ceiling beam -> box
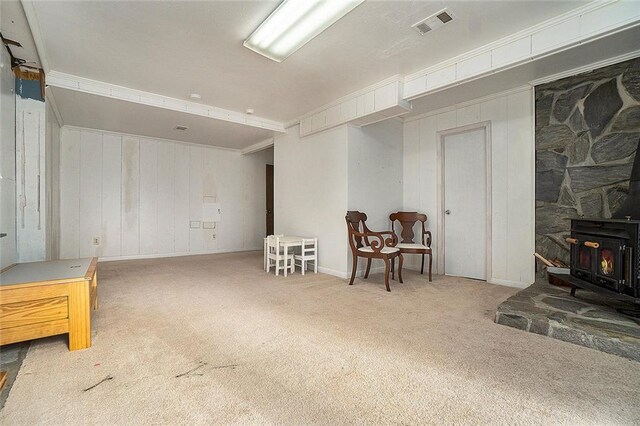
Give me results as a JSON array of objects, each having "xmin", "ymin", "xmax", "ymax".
[
  {"xmin": 20, "ymin": 0, "xmax": 49, "ymax": 72},
  {"xmin": 241, "ymin": 137, "xmax": 275, "ymax": 155},
  {"xmin": 402, "ymin": 0, "xmax": 640, "ymax": 101},
  {"xmin": 46, "ymin": 71, "xmax": 286, "ymax": 133}
]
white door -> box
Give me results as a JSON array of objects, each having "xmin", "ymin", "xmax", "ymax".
[{"xmin": 443, "ymin": 127, "xmax": 487, "ymax": 280}]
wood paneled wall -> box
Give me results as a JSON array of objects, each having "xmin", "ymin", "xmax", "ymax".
[
  {"xmin": 59, "ymin": 127, "xmax": 272, "ymax": 260},
  {"xmin": 403, "ymin": 87, "xmax": 535, "ymax": 287}
]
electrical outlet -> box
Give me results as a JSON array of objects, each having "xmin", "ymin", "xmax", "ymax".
[
  {"xmin": 212, "ymin": 233, "xmax": 216, "ymax": 239},
  {"xmin": 92, "ymin": 237, "xmax": 100, "ymax": 245}
]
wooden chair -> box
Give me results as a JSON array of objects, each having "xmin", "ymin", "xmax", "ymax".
[
  {"xmin": 345, "ymin": 211, "xmax": 403, "ymax": 292},
  {"xmin": 389, "ymin": 212, "xmax": 433, "ymax": 281},
  {"xmin": 266, "ymin": 235, "xmax": 294, "ymax": 276},
  {"xmin": 294, "ymin": 238, "xmax": 318, "ymax": 275}
]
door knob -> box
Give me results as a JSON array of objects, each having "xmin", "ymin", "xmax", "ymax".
[{"xmin": 445, "ymin": 210, "xmax": 451, "ymax": 215}]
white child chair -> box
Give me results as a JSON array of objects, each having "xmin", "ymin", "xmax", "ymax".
[
  {"xmin": 266, "ymin": 235, "xmax": 294, "ymax": 276},
  {"xmin": 294, "ymin": 238, "xmax": 318, "ymax": 275},
  {"xmin": 264, "ymin": 234, "xmax": 283, "ymax": 271}
]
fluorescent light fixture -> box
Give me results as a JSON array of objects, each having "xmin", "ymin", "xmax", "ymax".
[{"xmin": 244, "ymin": 0, "xmax": 365, "ymax": 62}]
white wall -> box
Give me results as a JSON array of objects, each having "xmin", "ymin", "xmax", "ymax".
[
  {"xmin": 403, "ymin": 87, "xmax": 535, "ymax": 287},
  {"xmin": 347, "ymin": 120, "xmax": 404, "ymax": 273},
  {"xmin": 15, "ymin": 95, "xmax": 47, "ymax": 263},
  {"xmin": 348, "ymin": 120, "xmax": 403, "ymax": 230},
  {"xmin": 59, "ymin": 126, "xmax": 272, "ymax": 260},
  {"xmin": 45, "ymin": 101, "xmax": 60, "ymax": 260},
  {"xmin": 274, "ymin": 124, "xmax": 349, "ymax": 276},
  {"xmin": 274, "ymin": 120, "xmax": 403, "ymax": 278},
  {"xmin": 0, "ymin": 45, "xmax": 16, "ymax": 269}
]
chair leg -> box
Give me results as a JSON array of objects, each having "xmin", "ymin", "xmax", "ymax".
[
  {"xmin": 391, "ymin": 257, "xmax": 395, "ymax": 280},
  {"xmin": 383, "ymin": 257, "xmax": 391, "ymax": 292},
  {"xmin": 429, "ymin": 254, "xmax": 433, "ymax": 282},
  {"xmin": 284, "ymin": 255, "xmax": 288, "ymax": 277},
  {"xmin": 398, "ymin": 254, "xmax": 404, "ymax": 284},
  {"xmin": 364, "ymin": 258, "xmax": 372, "ymax": 279},
  {"xmin": 301, "ymin": 259, "xmax": 305, "ymax": 276},
  {"xmin": 421, "ymin": 253, "xmax": 425, "ymax": 275},
  {"xmin": 349, "ymin": 255, "xmax": 358, "ymax": 285},
  {"xmin": 314, "ymin": 258, "xmax": 317, "ymax": 274}
]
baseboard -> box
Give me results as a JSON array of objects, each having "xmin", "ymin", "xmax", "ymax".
[
  {"xmin": 94, "ymin": 247, "xmax": 263, "ymax": 262},
  {"xmin": 317, "ymin": 266, "xmax": 348, "ymax": 279},
  {"xmin": 489, "ymin": 278, "xmax": 532, "ymax": 289},
  {"xmin": 318, "ymin": 266, "xmax": 391, "ymax": 280}
]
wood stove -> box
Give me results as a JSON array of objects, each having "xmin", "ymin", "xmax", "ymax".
[
  {"xmin": 568, "ymin": 139, "xmax": 640, "ymax": 300},
  {"xmin": 569, "ymin": 218, "xmax": 640, "ymax": 298}
]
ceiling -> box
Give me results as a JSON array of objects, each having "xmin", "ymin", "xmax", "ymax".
[
  {"xmin": 50, "ymin": 87, "xmax": 275, "ymax": 150},
  {"xmin": 31, "ymin": 0, "xmax": 588, "ymax": 123},
  {"xmin": 15, "ymin": 0, "xmax": 640, "ymax": 149}
]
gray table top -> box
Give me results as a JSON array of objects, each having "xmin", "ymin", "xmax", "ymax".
[{"xmin": 0, "ymin": 258, "xmax": 94, "ymax": 287}]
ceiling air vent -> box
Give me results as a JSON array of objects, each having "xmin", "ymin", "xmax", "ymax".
[
  {"xmin": 412, "ymin": 9, "xmax": 454, "ymax": 36},
  {"xmin": 414, "ymin": 22, "xmax": 432, "ymax": 35},
  {"xmin": 175, "ymin": 125, "xmax": 188, "ymax": 131}
]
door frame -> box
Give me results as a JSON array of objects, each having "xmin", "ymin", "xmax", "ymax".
[
  {"xmin": 436, "ymin": 121, "xmax": 492, "ymax": 281},
  {"xmin": 266, "ymin": 164, "xmax": 274, "ymax": 236}
]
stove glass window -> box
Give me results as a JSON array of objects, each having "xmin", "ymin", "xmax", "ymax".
[
  {"xmin": 578, "ymin": 246, "xmax": 591, "ymax": 269},
  {"xmin": 600, "ymin": 248, "xmax": 615, "ymax": 276}
]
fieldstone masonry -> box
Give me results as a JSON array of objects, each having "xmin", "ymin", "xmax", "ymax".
[
  {"xmin": 535, "ymin": 58, "xmax": 640, "ymax": 264},
  {"xmin": 496, "ymin": 278, "xmax": 640, "ymax": 362}
]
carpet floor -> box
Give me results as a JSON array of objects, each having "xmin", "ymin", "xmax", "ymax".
[{"xmin": 1, "ymin": 251, "xmax": 639, "ymax": 425}]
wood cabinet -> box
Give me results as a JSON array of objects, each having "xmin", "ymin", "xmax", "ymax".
[{"xmin": 0, "ymin": 257, "xmax": 98, "ymax": 351}]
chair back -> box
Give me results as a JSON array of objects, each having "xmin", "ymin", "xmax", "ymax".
[
  {"xmin": 266, "ymin": 235, "xmax": 281, "ymax": 254},
  {"xmin": 345, "ymin": 211, "xmax": 369, "ymax": 252},
  {"xmin": 389, "ymin": 212, "xmax": 427, "ymax": 244},
  {"xmin": 301, "ymin": 238, "xmax": 317, "ymax": 255}
]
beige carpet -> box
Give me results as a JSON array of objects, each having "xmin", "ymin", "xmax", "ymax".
[{"xmin": 2, "ymin": 251, "xmax": 639, "ymax": 425}]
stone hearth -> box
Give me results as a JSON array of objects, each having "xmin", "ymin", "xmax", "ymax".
[{"xmin": 495, "ymin": 277, "xmax": 640, "ymax": 362}]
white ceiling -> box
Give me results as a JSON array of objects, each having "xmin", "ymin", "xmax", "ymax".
[
  {"xmin": 14, "ymin": 0, "xmax": 640, "ymax": 149},
  {"xmin": 50, "ymin": 86, "xmax": 275, "ymax": 149},
  {"xmin": 32, "ymin": 0, "xmax": 588, "ymax": 123}
]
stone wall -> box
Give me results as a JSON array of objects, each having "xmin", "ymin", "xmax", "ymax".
[{"xmin": 535, "ymin": 57, "xmax": 640, "ymax": 264}]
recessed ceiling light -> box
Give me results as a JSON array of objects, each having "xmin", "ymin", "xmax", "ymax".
[
  {"xmin": 189, "ymin": 93, "xmax": 201, "ymax": 100},
  {"xmin": 175, "ymin": 125, "xmax": 188, "ymax": 131},
  {"xmin": 244, "ymin": 0, "xmax": 365, "ymax": 63}
]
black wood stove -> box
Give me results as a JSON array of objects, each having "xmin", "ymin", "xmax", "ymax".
[
  {"xmin": 569, "ymin": 218, "xmax": 640, "ymax": 298},
  {"xmin": 568, "ymin": 140, "xmax": 640, "ymax": 301},
  {"xmin": 567, "ymin": 141, "xmax": 640, "ymax": 304}
]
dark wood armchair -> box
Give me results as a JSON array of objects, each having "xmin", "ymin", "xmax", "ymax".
[
  {"xmin": 345, "ymin": 211, "xmax": 403, "ymax": 292},
  {"xmin": 389, "ymin": 212, "xmax": 433, "ymax": 281}
]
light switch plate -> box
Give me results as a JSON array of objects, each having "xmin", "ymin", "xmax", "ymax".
[
  {"xmin": 190, "ymin": 221, "xmax": 201, "ymax": 229},
  {"xmin": 203, "ymin": 221, "xmax": 216, "ymax": 229}
]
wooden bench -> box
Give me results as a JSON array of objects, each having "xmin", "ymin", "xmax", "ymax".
[{"xmin": 0, "ymin": 258, "xmax": 98, "ymax": 351}]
